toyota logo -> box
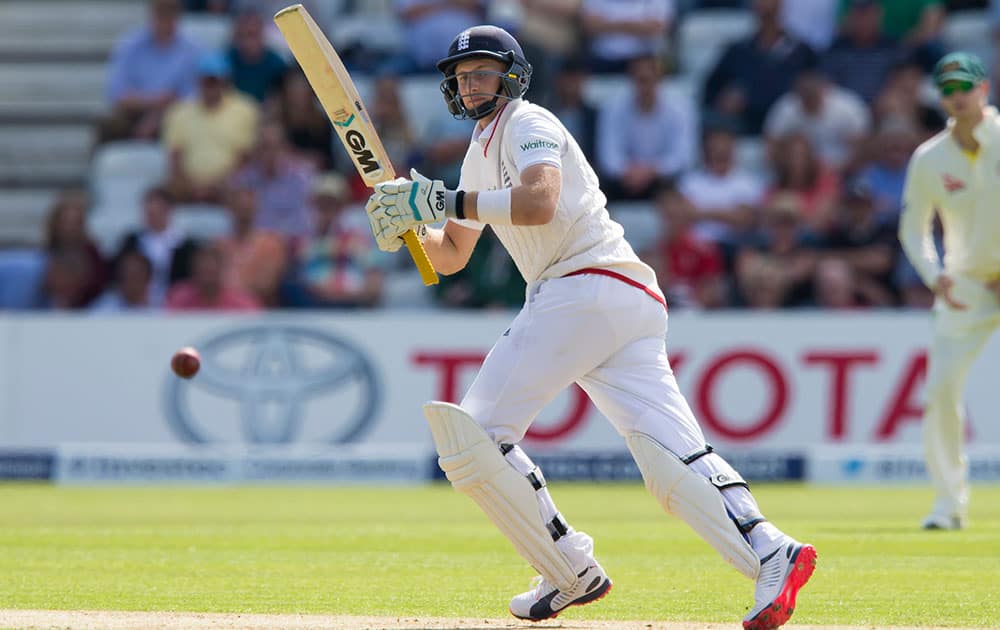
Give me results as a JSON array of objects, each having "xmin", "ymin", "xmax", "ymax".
[{"xmin": 164, "ymin": 324, "xmax": 380, "ymax": 444}]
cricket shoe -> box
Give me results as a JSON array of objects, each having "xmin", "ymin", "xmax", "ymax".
[
  {"xmin": 743, "ymin": 539, "xmax": 817, "ymax": 630},
  {"xmin": 509, "ymin": 563, "xmax": 612, "ymax": 621},
  {"xmin": 922, "ymin": 513, "xmax": 965, "ymax": 530}
]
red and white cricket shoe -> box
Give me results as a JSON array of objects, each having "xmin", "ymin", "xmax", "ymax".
[{"xmin": 743, "ymin": 539, "xmax": 817, "ymax": 630}]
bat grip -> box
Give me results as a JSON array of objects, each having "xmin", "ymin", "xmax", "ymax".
[{"xmin": 402, "ymin": 230, "xmax": 438, "ymax": 286}]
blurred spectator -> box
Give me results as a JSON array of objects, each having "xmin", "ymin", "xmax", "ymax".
[
  {"xmin": 733, "ymin": 255, "xmax": 790, "ymax": 309},
  {"xmin": 811, "ymin": 257, "xmax": 860, "ymax": 308},
  {"xmin": 216, "ymin": 184, "xmax": 288, "ymax": 307},
  {"xmin": 393, "ymin": 0, "xmax": 484, "ymax": 72},
  {"xmin": 99, "ymin": 0, "xmax": 202, "ymax": 143},
  {"xmin": 166, "ymin": 240, "xmax": 259, "ymax": 310},
  {"xmin": 764, "ymin": 132, "xmax": 841, "ymax": 235},
  {"xmin": 643, "ymin": 184, "xmax": 728, "ymax": 309},
  {"xmin": 837, "ymin": 0, "xmax": 945, "ymax": 69},
  {"xmin": 598, "ymin": 56, "xmax": 695, "ymax": 200},
  {"xmin": 764, "ymin": 67, "xmax": 870, "ymax": 171},
  {"xmin": 116, "ymin": 186, "xmax": 185, "ymax": 306},
  {"xmin": 818, "ymin": 181, "xmax": 898, "ymax": 306},
  {"xmin": 226, "ymin": 8, "xmax": 288, "ymax": 103},
  {"xmin": 679, "ymin": 121, "xmax": 764, "ymax": 247},
  {"xmin": 581, "ymin": 0, "xmax": 674, "ymax": 74},
  {"xmin": 855, "ymin": 117, "xmax": 919, "ymax": 224},
  {"xmin": 41, "ymin": 249, "xmax": 95, "ymax": 310},
  {"xmin": 873, "ymin": 57, "xmax": 946, "ymax": 138},
  {"xmin": 91, "ymin": 249, "xmax": 156, "ymax": 312},
  {"xmin": 282, "ymin": 173, "xmax": 385, "ymax": 308},
  {"xmin": 44, "ymin": 190, "xmax": 108, "ymax": 308},
  {"xmin": 434, "ymin": 229, "xmax": 525, "ymax": 308},
  {"xmin": 232, "ymin": 121, "xmax": 315, "ymax": 238},
  {"xmin": 550, "ymin": 58, "xmax": 599, "ymax": 164},
  {"xmin": 821, "ymin": 0, "xmax": 902, "ymax": 104},
  {"xmin": 782, "ymin": 0, "xmax": 839, "ymax": 51},
  {"xmin": 519, "ymin": 0, "xmax": 582, "ymax": 105},
  {"xmin": 370, "ymin": 74, "xmax": 418, "ymax": 173},
  {"xmin": 163, "ymin": 51, "xmax": 260, "ymax": 204},
  {"xmin": 703, "ymin": 0, "xmax": 818, "ymax": 135},
  {"xmin": 265, "ymin": 71, "xmax": 334, "ymax": 170},
  {"xmin": 734, "ymin": 195, "xmax": 821, "ymax": 308},
  {"xmin": 183, "ymin": 0, "xmax": 231, "ymax": 11}
]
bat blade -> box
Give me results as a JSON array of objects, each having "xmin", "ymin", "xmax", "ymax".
[{"xmin": 274, "ymin": 4, "xmax": 438, "ymax": 285}]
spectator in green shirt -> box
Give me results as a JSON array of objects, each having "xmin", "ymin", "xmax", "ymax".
[
  {"xmin": 226, "ymin": 8, "xmax": 287, "ymax": 102},
  {"xmin": 838, "ymin": 0, "xmax": 945, "ymax": 70}
]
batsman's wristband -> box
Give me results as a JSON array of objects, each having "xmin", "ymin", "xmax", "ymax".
[
  {"xmin": 476, "ymin": 188, "xmax": 513, "ymax": 225},
  {"xmin": 445, "ymin": 189, "xmax": 466, "ymax": 220}
]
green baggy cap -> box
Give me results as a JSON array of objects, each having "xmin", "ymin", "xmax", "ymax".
[{"xmin": 934, "ymin": 51, "xmax": 987, "ymax": 87}]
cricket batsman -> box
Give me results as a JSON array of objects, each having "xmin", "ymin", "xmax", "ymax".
[
  {"xmin": 900, "ymin": 51, "xmax": 1000, "ymax": 530},
  {"xmin": 366, "ymin": 26, "xmax": 816, "ymax": 628}
]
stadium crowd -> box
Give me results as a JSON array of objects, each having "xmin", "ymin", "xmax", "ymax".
[{"xmin": 9, "ymin": 0, "xmax": 1000, "ymax": 312}]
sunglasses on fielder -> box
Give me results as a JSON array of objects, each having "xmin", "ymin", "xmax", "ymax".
[{"xmin": 940, "ymin": 81, "xmax": 976, "ymax": 96}]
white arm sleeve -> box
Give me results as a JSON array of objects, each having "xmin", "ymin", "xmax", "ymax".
[
  {"xmin": 899, "ymin": 152, "xmax": 941, "ymax": 288},
  {"xmin": 508, "ymin": 110, "xmax": 564, "ymax": 172}
]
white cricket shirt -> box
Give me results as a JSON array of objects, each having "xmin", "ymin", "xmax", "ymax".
[
  {"xmin": 453, "ymin": 98, "xmax": 659, "ymax": 292},
  {"xmin": 900, "ymin": 106, "xmax": 1000, "ymax": 287}
]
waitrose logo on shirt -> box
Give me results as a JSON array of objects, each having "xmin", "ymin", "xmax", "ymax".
[{"xmin": 520, "ymin": 139, "xmax": 559, "ymax": 151}]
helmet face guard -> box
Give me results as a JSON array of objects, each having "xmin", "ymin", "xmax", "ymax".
[{"xmin": 436, "ymin": 27, "xmax": 533, "ymax": 120}]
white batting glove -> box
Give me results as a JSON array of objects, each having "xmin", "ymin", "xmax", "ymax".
[
  {"xmin": 369, "ymin": 168, "xmax": 456, "ymax": 230},
  {"xmin": 365, "ymin": 179, "xmax": 409, "ymax": 253}
]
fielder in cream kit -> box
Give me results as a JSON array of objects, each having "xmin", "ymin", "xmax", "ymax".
[
  {"xmin": 900, "ymin": 52, "xmax": 1000, "ymax": 531},
  {"xmin": 366, "ymin": 26, "xmax": 816, "ymax": 627}
]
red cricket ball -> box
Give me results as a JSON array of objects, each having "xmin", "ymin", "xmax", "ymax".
[{"xmin": 171, "ymin": 347, "xmax": 201, "ymax": 379}]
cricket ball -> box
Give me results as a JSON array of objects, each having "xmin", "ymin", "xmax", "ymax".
[{"xmin": 171, "ymin": 347, "xmax": 201, "ymax": 379}]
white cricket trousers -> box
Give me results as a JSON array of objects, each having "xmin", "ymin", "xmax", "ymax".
[
  {"xmin": 460, "ymin": 272, "xmax": 710, "ymax": 569},
  {"xmin": 924, "ymin": 273, "xmax": 1000, "ymax": 519}
]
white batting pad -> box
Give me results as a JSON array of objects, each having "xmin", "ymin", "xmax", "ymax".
[
  {"xmin": 626, "ymin": 432, "xmax": 760, "ymax": 580},
  {"xmin": 423, "ymin": 401, "xmax": 578, "ymax": 590}
]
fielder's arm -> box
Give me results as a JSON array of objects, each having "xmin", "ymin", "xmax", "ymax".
[{"xmin": 898, "ymin": 155, "xmax": 943, "ymax": 290}]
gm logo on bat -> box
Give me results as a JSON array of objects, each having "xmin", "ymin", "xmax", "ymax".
[
  {"xmin": 164, "ymin": 324, "xmax": 381, "ymax": 445},
  {"xmin": 334, "ymin": 114, "xmax": 384, "ymax": 179}
]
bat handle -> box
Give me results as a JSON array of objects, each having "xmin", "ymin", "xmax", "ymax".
[{"xmin": 402, "ymin": 229, "xmax": 439, "ymax": 286}]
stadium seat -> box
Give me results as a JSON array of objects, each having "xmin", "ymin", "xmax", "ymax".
[
  {"xmin": 0, "ymin": 1, "xmax": 145, "ymax": 56},
  {"xmin": 90, "ymin": 141, "xmax": 167, "ymax": 210},
  {"xmin": 942, "ymin": 11, "xmax": 993, "ymax": 68},
  {"xmin": 0, "ymin": 188, "xmax": 57, "ymax": 247},
  {"xmin": 0, "ymin": 123, "xmax": 94, "ymax": 188},
  {"xmin": 0, "ymin": 248, "xmax": 46, "ymax": 309},
  {"xmin": 677, "ymin": 9, "xmax": 755, "ymax": 85},
  {"xmin": 88, "ymin": 206, "xmax": 142, "ymax": 256},
  {"xmin": 608, "ymin": 201, "xmax": 661, "ymax": 255},
  {"xmin": 584, "ymin": 75, "xmax": 698, "ymax": 117},
  {"xmin": 171, "ymin": 204, "xmax": 231, "ymax": 240},
  {"xmin": 398, "ymin": 76, "xmax": 444, "ymax": 140},
  {"xmin": 180, "ymin": 14, "xmax": 232, "ymax": 51},
  {"xmin": 0, "ymin": 62, "xmax": 107, "ymax": 119},
  {"xmin": 583, "ymin": 74, "xmax": 630, "ymax": 107}
]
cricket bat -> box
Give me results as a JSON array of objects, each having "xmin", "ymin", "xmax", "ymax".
[{"xmin": 274, "ymin": 4, "xmax": 438, "ymax": 286}]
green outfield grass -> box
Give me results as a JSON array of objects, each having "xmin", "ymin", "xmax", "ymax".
[{"xmin": 0, "ymin": 483, "xmax": 997, "ymax": 626}]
